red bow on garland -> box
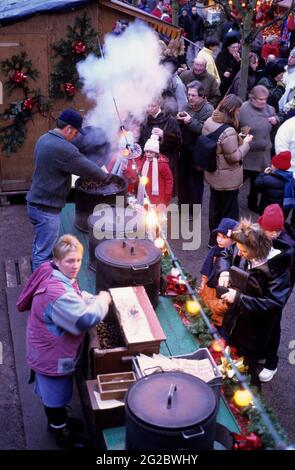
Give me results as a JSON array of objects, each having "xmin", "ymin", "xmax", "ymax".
[
  {"xmin": 165, "ymin": 274, "xmax": 188, "ymax": 296},
  {"xmin": 232, "ymin": 432, "xmax": 263, "ymax": 450}
]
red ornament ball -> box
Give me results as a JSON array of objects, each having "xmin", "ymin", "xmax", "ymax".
[
  {"xmin": 11, "ymin": 71, "xmax": 28, "ymax": 84},
  {"xmin": 64, "ymin": 82, "xmax": 75, "ymax": 96},
  {"xmin": 22, "ymin": 98, "xmax": 34, "ymax": 110},
  {"xmin": 73, "ymin": 41, "xmax": 86, "ymax": 55}
]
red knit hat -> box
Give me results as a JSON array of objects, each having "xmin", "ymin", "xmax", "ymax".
[
  {"xmin": 272, "ymin": 151, "xmax": 292, "ymax": 170},
  {"xmin": 257, "ymin": 204, "xmax": 284, "ymax": 231}
]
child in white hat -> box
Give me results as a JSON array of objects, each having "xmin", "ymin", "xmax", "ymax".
[{"xmin": 137, "ymin": 134, "xmax": 173, "ymax": 207}]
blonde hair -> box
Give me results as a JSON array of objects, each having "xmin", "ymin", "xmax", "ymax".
[
  {"xmin": 164, "ymin": 38, "xmax": 185, "ymax": 58},
  {"xmin": 53, "ymin": 234, "xmax": 83, "ymax": 260},
  {"xmin": 230, "ymin": 218, "xmax": 272, "ymax": 260}
]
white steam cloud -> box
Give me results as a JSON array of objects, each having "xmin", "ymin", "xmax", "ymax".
[{"xmin": 77, "ymin": 21, "xmax": 171, "ymax": 148}]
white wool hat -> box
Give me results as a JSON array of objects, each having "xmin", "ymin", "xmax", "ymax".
[{"xmin": 144, "ymin": 134, "xmax": 160, "ymax": 153}]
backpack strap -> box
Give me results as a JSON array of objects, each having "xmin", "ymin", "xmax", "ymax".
[{"xmin": 208, "ymin": 124, "xmax": 231, "ymax": 142}]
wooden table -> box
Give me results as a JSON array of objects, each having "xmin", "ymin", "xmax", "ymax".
[{"xmin": 60, "ymin": 204, "xmax": 240, "ymax": 449}]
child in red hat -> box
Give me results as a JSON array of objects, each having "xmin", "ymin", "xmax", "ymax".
[{"xmin": 255, "ymin": 150, "xmax": 295, "ymax": 218}]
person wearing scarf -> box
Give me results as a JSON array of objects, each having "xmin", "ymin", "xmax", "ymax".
[
  {"xmin": 137, "ymin": 134, "xmax": 173, "ymax": 207},
  {"xmin": 255, "ymin": 150, "xmax": 295, "ymax": 218}
]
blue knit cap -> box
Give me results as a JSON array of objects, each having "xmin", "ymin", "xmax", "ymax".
[
  {"xmin": 211, "ymin": 218, "xmax": 238, "ymax": 236},
  {"xmin": 58, "ymin": 109, "xmax": 85, "ymax": 133}
]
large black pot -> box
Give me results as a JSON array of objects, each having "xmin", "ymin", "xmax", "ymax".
[
  {"xmin": 88, "ymin": 206, "xmax": 145, "ymax": 271},
  {"xmin": 74, "ymin": 176, "xmax": 128, "ymax": 232},
  {"xmin": 95, "ymin": 238, "xmax": 161, "ymax": 308},
  {"xmin": 125, "ymin": 371, "xmax": 218, "ymax": 450}
]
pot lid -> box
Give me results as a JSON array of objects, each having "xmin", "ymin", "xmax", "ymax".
[
  {"xmin": 126, "ymin": 372, "xmax": 216, "ymax": 429},
  {"xmin": 95, "ymin": 239, "xmax": 161, "ymax": 268}
]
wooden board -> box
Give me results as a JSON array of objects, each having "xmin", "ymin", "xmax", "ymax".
[{"xmin": 5, "ymin": 255, "xmax": 32, "ymax": 288}]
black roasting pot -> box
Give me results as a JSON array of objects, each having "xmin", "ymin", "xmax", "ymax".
[
  {"xmin": 87, "ymin": 206, "xmax": 145, "ymax": 271},
  {"xmin": 95, "ymin": 238, "xmax": 161, "ymax": 308},
  {"xmin": 74, "ymin": 175, "xmax": 127, "ymax": 232},
  {"xmin": 125, "ymin": 371, "xmax": 218, "ymax": 451}
]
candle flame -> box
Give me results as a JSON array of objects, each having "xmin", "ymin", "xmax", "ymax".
[
  {"xmin": 146, "ymin": 210, "xmax": 158, "ymax": 227},
  {"xmin": 154, "ymin": 237, "xmax": 165, "ymax": 249}
]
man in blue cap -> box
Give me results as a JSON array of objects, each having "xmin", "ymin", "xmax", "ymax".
[{"xmin": 26, "ymin": 108, "xmax": 109, "ymax": 270}]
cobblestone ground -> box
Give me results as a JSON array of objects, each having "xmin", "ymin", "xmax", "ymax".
[{"xmin": 0, "ymin": 184, "xmax": 294, "ymax": 448}]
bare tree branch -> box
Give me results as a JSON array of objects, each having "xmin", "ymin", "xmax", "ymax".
[{"xmin": 232, "ymin": 0, "xmax": 247, "ymax": 18}]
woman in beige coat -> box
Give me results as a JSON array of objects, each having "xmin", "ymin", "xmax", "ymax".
[{"xmin": 202, "ymin": 94, "xmax": 253, "ymax": 245}]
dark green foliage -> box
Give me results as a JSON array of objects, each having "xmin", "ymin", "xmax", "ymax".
[
  {"xmin": 49, "ymin": 13, "xmax": 100, "ymax": 99},
  {"xmin": 1, "ymin": 51, "xmax": 39, "ymax": 96}
]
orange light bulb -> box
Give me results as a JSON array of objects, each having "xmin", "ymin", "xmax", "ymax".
[{"xmin": 211, "ymin": 339, "xmax": 226, "ymax": 352}]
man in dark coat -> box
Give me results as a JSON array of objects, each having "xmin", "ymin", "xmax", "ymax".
[
  {"xmin": 215, "ymin": 35, "xmax": 241, "ymax": 97},
  {"xmin": 176, "ymin": 81, "xmax": 213, "ymax": 217},
  {"xmin": 26, "ymin": 109, "xmax": 109, "ymax": 271},
  {"xmin": 186, "ymin": 6, "xmax": 204, "ymax": 67},
  {"xmin": 180, "ymin": 57, "xmax": 221, "ymax": 108}
]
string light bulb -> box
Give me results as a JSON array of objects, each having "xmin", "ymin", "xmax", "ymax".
[
  {"xmin": 154, "ymin": 237, "xmax": 165, "ymax": 249},
  {"xmin": 233, "ymin": 389, "xmax": 253, "ymax": 407},
  {"xmin": 140, "ymin": 175, "xmax": 148, "ymax": 186},
  {"xmin": 186, "ymin": 299, "xmax": 201, "ymax": 316},
  {"xmin": 211, "ymin": 338, "xmax": 226, "ymax": 352},
  {"xmin": 123, "ymin": 147, "xmax": 130, "ymax": 157}
]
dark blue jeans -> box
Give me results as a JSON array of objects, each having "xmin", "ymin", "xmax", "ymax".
[{"xmin": 27, "ymin": 203, "xmax": 61, "ymax": 271}]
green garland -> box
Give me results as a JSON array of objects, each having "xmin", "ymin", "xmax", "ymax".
[
  {"xmin": 49, "ymin": 13, "xmax": 100, "ymax": 99},
  {"xmin": 1, "ymin": 50, "xmax": 39, "ymax": 95},
  {"xmin": 0, "ymin": 52, "xmax": 50, "ymax": 155}
]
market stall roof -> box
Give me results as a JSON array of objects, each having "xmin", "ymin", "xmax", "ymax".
[
  {"xmin": 100, "ymin": 0, "xmax": 182, "ymax": 39},
  {"xmin": 0, "ymin": 0, "xmax": 182, "ymax": 38},
  {"xmin": 0, "ymin": 0, "xmax": 91, "ymax": 24}
]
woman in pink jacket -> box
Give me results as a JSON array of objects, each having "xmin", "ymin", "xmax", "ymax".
[{"xmin": 17, "ymin": 234, "xmax": 111, "ymax": 448}]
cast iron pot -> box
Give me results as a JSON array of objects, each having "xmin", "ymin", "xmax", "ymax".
[
  {"xmin": 95, "ymin": 238, "xmax": 161, "ymax": 308},
  {"xmin": 88, "ymin": 206, "xmax": 145, "ymax": 271},
  {"xmin": 74, "ymin": 176, "xmax": 128, "ymax": 232},
  {"xmin": 125, "ymin": 371, "xmax": 217, "ymax": 450}
]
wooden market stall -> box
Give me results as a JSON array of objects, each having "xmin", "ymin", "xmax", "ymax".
[{"xmin": 0, "ymin": 0, "xmax": 181, "ymax": 201}]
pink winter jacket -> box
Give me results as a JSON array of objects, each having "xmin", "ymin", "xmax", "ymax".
[{"xmin": 17, "ymin": 262, "xmax": 109, "ymax": 376}]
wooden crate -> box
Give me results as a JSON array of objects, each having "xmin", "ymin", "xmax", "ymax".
[
  {"xmin": 97, "ymin": 371, "xmax": 136, "ymax": 400},
  {"xmin": 86, "ymin": 379, "xmax": 126, "ymax": 430},
  {"xmin": 89, "ymin": 286, "xmax": 166, "ymax": 376}
]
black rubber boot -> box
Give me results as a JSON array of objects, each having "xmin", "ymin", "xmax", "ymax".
[
  {"xmin": 54, "ymin": 426, "xmax": 90, "ymax": 449},
  {"xmin": 45, "ymin": 406, "xmax": 84, "ymax": 433}
]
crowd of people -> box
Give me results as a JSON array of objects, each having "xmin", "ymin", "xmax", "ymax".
[{"xmin": 110, "ymin": 2, "xmax": 295, "ymax": 390}]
